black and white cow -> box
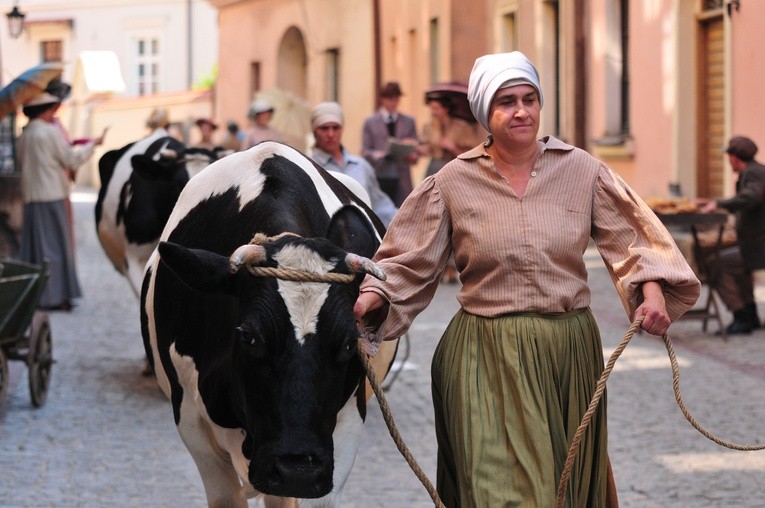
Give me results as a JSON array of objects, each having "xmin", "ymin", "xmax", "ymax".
[
  {"xmin": 140, "ymin": 141, "xmax": 399, "ymax": 507},
  {"xmin": 95, "ymin": 129, "xmax": 226, "ymax": 298}
]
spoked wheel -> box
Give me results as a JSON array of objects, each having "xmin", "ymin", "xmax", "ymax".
[
  {"xmin": 27, "ymin": 312, "xmax": 52, "ymax": 407},
  {"xmin": 0, "ymin": 346, "xmax": 8, "ymax": 405}
]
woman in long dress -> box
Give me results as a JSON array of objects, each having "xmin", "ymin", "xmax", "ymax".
[{"xmin": 17, "ymin": 92, "xmax": 103, "ymax": 310}]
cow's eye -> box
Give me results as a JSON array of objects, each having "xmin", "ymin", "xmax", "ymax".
[
  {"xmin": 337, "ymin": 335, "xmax": 357, "ymax": 363},
  {"xmin": 237, "ymin": 326, "xmax": 269, "ymax": 358},
  {"xmin": 236, "ymin": 326, "xmax": 254, "ymax": 344}
]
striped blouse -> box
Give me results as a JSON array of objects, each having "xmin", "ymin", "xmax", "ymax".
[{"xmin": 360, "ymin": 135, "xmax": 701, "ymax": 342}]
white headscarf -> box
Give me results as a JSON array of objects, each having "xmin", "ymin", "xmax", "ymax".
[
  {"xmin": 311, "ymin": 101, "xmax": 344, "ymax": 131},
  {"xmin": 467, "ymin": 51, "xmax": 543, "ymax": 132}
]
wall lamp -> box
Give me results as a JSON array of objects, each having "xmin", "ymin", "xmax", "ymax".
[
  {"xmin": 727, "ymin": 0, "xmax": 741, "ymax": 17},
  {"xmin": 6, "ymin": 1, "xmax": 25, "ymax": 39}
]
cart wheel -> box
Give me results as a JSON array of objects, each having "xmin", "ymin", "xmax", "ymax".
[
  {"xmin": 27, "ymin": 312, "xmax": 52, "ymax": 407},
  {"xmin": 0, "ymin": 347, "xmax": 8, "ymax": 405}
]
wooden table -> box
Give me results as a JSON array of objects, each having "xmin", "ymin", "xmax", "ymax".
[{"xmin": 655, "ymin": 211, "xmax": 729, "ymax": 339}]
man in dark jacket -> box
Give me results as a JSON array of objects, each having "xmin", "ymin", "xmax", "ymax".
[{"xmin": 702, "ymin": 136, "xmax": 765, "ymax": 334}]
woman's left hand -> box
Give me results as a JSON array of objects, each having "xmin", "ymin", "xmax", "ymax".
[{"xmin": 635, "ymin": 281, "xmax": 671, "ymax": 336}]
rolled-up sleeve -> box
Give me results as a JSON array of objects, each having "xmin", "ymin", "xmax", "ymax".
[
  {"xmin": 360, "ymin": 177, "xmax": 451, "ymax": 340},
  {"xmin": 592, "ymin": 166, "xmax": 700, "ymax": 321}
]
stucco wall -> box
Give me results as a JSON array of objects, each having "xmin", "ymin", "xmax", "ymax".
[
  {"xmin": 730, "ymin": 1, "xmax": 765, "ymax": 156},
  {"xmin": 214, "ymin": 0, "xmax": 375, "ymax": 155}
]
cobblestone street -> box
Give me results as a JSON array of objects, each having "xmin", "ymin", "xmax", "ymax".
[{"xmin": 1, "ymin": 189, "xmax": 764, "ymax": 507}]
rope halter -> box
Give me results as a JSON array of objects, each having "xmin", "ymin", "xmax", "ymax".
[{"xmin": 227, "ymin": 232, "xmax": 386, "ymax": 283}]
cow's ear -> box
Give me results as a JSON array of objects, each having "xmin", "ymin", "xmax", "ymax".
[
  {"xmin": 326, "ymin": 205, "xmax": 380, "ymax": 259},
  {"xmin": 158, "ymin": 241, "xmax": 236, "ymax": 294}
]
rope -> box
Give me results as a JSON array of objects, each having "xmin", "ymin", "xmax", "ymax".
[
  {"xmin": 245, "ymin": 266, "xmax": 355, "ymax": 283},
  {"xmin": 555, "ymin": 316, "xmax": 765, "ymax": 508},
  {"xmin": 357, "ymin": 341, "xmax": 446, "ymax": 508},
  {"xmin": 248, "ymin": 253, "xmax": 764, "ymax": 506}
]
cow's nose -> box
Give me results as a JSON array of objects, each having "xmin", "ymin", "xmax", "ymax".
[{"xmin": 274, "ymin": 452, "xmax": 324, "ymax": 483}]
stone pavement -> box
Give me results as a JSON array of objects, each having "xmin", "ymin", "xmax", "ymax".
[{"xmin": 0, "ymin": 189, "xmax": 763, "ymax": 507}]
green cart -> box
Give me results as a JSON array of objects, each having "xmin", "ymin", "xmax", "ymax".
[{"xmin": 0, "ymin": 258, "xmax": 53, "ymax": 407}]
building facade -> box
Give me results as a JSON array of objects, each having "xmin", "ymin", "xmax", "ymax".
[
  {"xmin": 212, "ymin": 0, "xmax": 765, "ymax": 200},
  {"xmin": 0, "ymin": 0, "xmax": 219, "ymax": 184}
]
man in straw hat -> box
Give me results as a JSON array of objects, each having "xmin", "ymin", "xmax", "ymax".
[{"xmin": 241, "ymin": 99, "xmax": 284, "ymax": 150}]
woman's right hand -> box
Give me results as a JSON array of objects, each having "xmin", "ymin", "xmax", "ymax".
[
  {"xmin": 354, "ymin": 291, "xmax": 389, "ymax": 356},
  {"xmin": 354, "ymin": 291, "xmax": 384, "ymax": 322}
]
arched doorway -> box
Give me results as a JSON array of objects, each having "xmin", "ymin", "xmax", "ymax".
[{"xmin": 277, "ymin": 27, "xmax": 308, "ymax": 99}]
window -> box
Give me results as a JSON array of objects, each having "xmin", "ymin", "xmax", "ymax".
[
  {"xmin": 429, "ymin": 18, "xmax": 439, "ymax": 83},
  {"xmin": 135, "ymin": 37, "xmax": 160, "ymax": 95},
  {"xmin": 250, "ymin": 61, "xmax": 261, "ymax": 102},
  {"xmin": 597, "ymin": 0, "xmax": 630, "ymax": 145},
  {"xmin": 40, "ymin": 40, "xmax": 63, "ymax": 63},
  {"xmin": 501, "ymin": 12, "xmax": 517, "ymax": 52},
  {"xmin": 325, "ymin": 49, "xmax": 340, "ymax": 101}
]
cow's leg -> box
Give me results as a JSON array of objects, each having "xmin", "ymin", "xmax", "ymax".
[
  {"xmin": 177, "ymin": 412, "xmax": 248, "ymax": 508},
  {"xmin": 126, "ymin": 245, "xmax": 154, "ymax": 298},
  {"xmin": 172, "ymin": 353, "xmax": 248, "ymax": 508}
]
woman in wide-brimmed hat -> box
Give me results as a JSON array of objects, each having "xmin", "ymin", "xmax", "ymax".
[{"xmin": 17, "ymin": 91, "xmax": 105, "ymax": 310}]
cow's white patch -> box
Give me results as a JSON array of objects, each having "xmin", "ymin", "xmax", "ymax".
[
  {"xmin": 273, "ymin": 244, "xmax": 335, "ymax": 345},
  {"xmin": 98, "ymin": 128, "xmax": 171, "ymax": 287},
  {"xmin": 144, "ymin": 263, "xmax": 171, "ymax": 396},
  {"xmin": 171, "ymin": 345, "xmax": 254, "ymax": 500},
  {"xmin": 160, "ymin": 142, "xmax": 382, "ymax": 243}
]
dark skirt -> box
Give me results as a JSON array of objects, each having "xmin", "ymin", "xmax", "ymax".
[
  {"xmin": 431, "ymin": 308, "xmax": 609, "ymax": 507},
  {"xmin": 20, "ymin": 200, "xmax": 81, "ymax": 307}
]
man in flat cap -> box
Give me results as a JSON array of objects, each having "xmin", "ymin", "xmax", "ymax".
[
  {"xmin": 361, "ymin": 81, "xmax": 419, "ymax": 206},
  {"xmin": 701, "ymin": 135, "xmax": 765, "ymax": 334}
]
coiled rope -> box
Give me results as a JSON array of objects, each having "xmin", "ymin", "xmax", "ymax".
[{"xmin": 554, "ymin": 316, "xmax": 765, "ymax": 508}]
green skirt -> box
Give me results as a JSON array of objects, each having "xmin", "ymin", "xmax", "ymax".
[{"xmin": 431, "ymin": 308, "xmax": 609, "ymax": 507}]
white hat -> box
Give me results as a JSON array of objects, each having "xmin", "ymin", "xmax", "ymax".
[
  {"xmin": 24, "ymin": 92, "xmax": 61, "ymax": 108},
  {"xmin": 311, "ymin": 102, "xmax": 344, "ymax": 130},
  {"xmin": 248, "ymin": 100, "xmax": 274, "ymax": 119},
  {"xmin": 468, "ymin": 51, "xmax": 543, "ymax": 132}
]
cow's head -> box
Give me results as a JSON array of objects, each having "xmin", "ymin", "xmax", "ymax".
[
  {"xmin": 118, "ymin": 137, "xmax": 192, "ymax": 244},
  {"xmin": 156, "ymin": 205, "xmax": 384, "ymax": 498}
]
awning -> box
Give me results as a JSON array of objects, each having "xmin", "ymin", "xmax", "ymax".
[{"xmin": 73, "ymin": 51, "xmax": 126, "ymax": 94}]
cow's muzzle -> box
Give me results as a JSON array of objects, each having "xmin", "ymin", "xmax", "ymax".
[{"xmin": 251, "ymin": 447, "xmax": 332, "ymax": 498}]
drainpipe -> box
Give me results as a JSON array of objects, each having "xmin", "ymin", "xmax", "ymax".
[
  {"xmin": 372, "ymin": 0, "xmax": 381, "ymax": 104},
  {"xmin": 187, "ymin": 0, "xmax": 193, "ymax": 89},
  {"xmin": 573, "ymin": 0, "xmax": 586, "ymax": 148}
]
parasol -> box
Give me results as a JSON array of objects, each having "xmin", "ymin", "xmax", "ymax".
[
  {"xmin": 424, "ymin": 81, "xmax": 476, "ymax": 124},
  {"xmin": 0, "ymin": 63, "xmax": 64, "ymax": 120},
  {"xmin": 255, "ymin": 88, "xmax": 312, "ymax": 151}
]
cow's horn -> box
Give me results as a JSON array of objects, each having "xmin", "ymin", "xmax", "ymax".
[
  {"xmin": 159, "ymin": 148, "xmax": 178, "ymax": 159},
  {"xmin": 230, "ymin": 244, "xmax": 268, "ymax": 273},
  {"xmin": 345, "ymin": 253, "xmax": 386, "ymax": 281}
]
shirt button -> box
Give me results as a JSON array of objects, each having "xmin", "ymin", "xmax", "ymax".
[{"xmin": 531, "ymin": 171, "xmax": 537, "ymax": 177}]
